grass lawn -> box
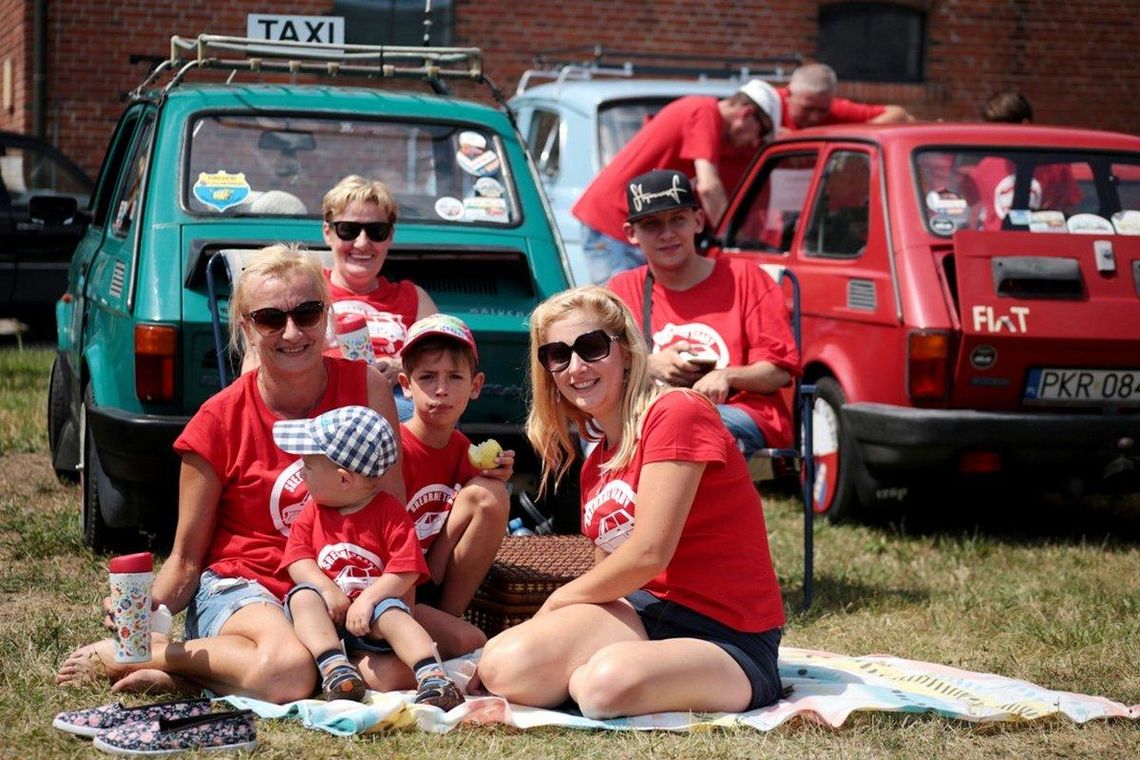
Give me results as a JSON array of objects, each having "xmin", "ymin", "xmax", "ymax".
[{"xmin": 1, "ymin": 346, "xmax": 1137, "ymax": 758}]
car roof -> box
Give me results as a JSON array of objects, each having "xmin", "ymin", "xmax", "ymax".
[
  {"xmin": 158, "ymin": 83, "xmax": 508, "ymax": 123},
  {"xmin": 510, "ymin": 77, "xmax": 744, "ymax": 109},
  {"xmin": 773, "ymin": 121, "xmax": 1140, "ymax": 153}
]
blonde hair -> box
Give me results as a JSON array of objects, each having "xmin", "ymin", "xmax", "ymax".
[
  {"xmin": 228, "ymin": 243, "xmax": 330, "ymax": 357},
  {"xmin": 322, "ymin": 175, "xmax": 399, "ymax": 223},
  {"xmin": 526, "ymin": 286, "xmax": 660, "ymax": 495}
]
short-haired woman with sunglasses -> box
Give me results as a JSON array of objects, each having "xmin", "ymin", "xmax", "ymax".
[
  {"xmin": 321, "ymin": 175, "xmax": 438, "ymax": 419},
  {"xmin": 476, "ymin": 286, "xmax": 786, "ymax": 718},
  {"xmin": 57, "ymin": 245, "xmax": 483, "ymax": 700}
]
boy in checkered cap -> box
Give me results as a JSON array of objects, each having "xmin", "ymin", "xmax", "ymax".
[{"xmin": 273, "ymin": 405, "xmax": 463, "ymax": 710}]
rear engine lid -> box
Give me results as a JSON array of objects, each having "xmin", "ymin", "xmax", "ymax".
[{"xmin": 948, "ymin": 230, "xmax": 1140, "ymax": 410}]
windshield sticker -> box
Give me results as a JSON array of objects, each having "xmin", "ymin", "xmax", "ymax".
[
  {"xmin": 434, "ymin": 196, "xmax": 465, "ymax": 221},
  {"xmin": 456, "ymin": 131, "xmax": 501, "ymax": 176},
  {"xmin": 474, "ymin": 176, "xmax": 505, "ymax": 198},
  {"xmin": 463, "ymin": 196, "xmax": 508, "ymax": 223},
  {"xmin": 1111, "ymin": 210, "xmax": 1140, "ymax": 235},
  {"xmin": 1066, "ymin": 213, "xmax": 1114, "ymax": 234},
  {"xmin": 1007, "ymin": 209, "xmax": 1031, "ymax": 226},
  {"xmin": 1028, "ymin": 210, "xmax": 1066, "ymax": 233},
  {"xmin": 925, "ymin": 188, "xmax": 968, "ymax": 216},
  {"xmin": 994, "ymin": 174, "xmax": 1042, "ymax": 219},
  {"xmin": 193, "ymin": 171, "xmax": 251, "ymax": 211},
  {"xmin": 929, "ymin": 214, "xmax": 959, "ymax": 236}
]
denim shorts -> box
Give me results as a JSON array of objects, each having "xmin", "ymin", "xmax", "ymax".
[
  {"xmin": 184, "ymin": 569, "xmax": 284, "ymax": 640},
  {"xmin": 284, "ymin": 584, "xmax": 411, "ymax": 655},
  {"xmin": 716, "ymin": 404, "xmax": 767, "ymax": 458},
  {"xmin": 625, "ymin": 589, "xmax": 782, "ymax": 711},
  {"xmin": 581, "ymin": 224, "xmax": 645, "ymax": 284}
]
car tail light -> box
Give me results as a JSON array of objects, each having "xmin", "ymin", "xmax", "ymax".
[
  {"xmin": 907, "ymin": 330, "xmax": 951, "ymax": 400},
  {"xmin": 135, "ymin": 324, "xmax": 177, "ymax": 402},
  {"xmin": 959, "ymin": 450, "xmax": 1002, "ymax": 474}
]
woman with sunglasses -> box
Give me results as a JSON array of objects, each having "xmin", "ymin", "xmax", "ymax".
[
  {"xmin": 321, "ymin": 175, "xmax": 438, "ymax": 419},
  {"xmin": 57, "ymin": 245, "xmax": 472, "ymax": 700},
  {"xmin": 476, "ymin": 286, "xmax": 785, "ymax": 718}
]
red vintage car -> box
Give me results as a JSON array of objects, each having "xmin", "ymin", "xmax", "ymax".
[{"xmin": 713, "ymin": 123, "xmax": 1140, "ymax": 519}]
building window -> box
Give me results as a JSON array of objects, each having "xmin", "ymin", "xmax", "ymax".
[
  {"xmin": 819, "ymin": 2, "xmax": 925, "ymax": 83},
  {"xmin": 333, "ymin": 0, "xmax": 453, "ymax": 46}
]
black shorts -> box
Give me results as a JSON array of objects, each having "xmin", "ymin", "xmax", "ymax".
[
  {"xmin": 625, "ymin": 589, "xmax": 783, "ymax": 711},
  {"xmin": 415, "ymin": 579, "xmax": 443, "ymax": 608}
]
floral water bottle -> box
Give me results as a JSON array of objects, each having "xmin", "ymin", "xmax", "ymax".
[
  {"xmin": 108, "ymin": 552, "xmax": 154, "ymax": 663},
  {"xmin": 335, "ymin": 313, "xmax": 376, "ymax": 364}
]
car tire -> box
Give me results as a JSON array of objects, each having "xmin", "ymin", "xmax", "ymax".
[
  {"xmin": 47, "ymin": 354, "xmax": 80, "ymax": 483},
  {"xmin": 809, "ymin": 377, "xmax": 861, "ymax": 522},
  {"xmin": 81, "ymin": 387, "xmax": 137, "ymax": 553}
]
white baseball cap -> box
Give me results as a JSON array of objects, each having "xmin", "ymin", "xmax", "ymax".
[{"xmin": 739, "ymin": 79, "xmax": 782, "ymax": 138}]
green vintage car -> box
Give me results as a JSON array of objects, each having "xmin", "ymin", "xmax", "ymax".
[{"xmin": 48, "ymin": 35, "xmax": 571, "ymax": 552}]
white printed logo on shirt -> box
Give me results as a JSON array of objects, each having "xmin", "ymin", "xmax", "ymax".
[
  {"xmin": 406, "ymin": 483, "xmax": 460, "ymax": 542},
  {"xmin": 652, "ymin": 322, "xmax": 729, "ymax": 369},
  {"xmin": 317, "ymin": 542, "xmax": 385, "ymax": 598},
  {"xmin": 583, "ymin": 480, "xmax": 637, "ymax": 553},
  {"xmin": 269, "ymin": 459, "xmax": 309, "ymax": 537}
]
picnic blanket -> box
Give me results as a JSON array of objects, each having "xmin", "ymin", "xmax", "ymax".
[{"xmin": 219, "ymin": 646, "xmax": 1139, "ymax": 735}]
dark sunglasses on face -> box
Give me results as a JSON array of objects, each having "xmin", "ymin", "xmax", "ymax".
[
  {"xmin": 537, "ymin": 329, "xmax": 619, "ymax": 373},
  {"xmin": 245, "ymin": 300, "xmax": 326, "ymax": 334},
  {"xmin": 330, "ymin": 220, "xmax": 393, "ymax": 243}
]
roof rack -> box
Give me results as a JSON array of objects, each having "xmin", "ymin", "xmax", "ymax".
[
  {"xmin": 131, "ymin": 34, "xmax": 485, "ymax": 98},
  {"xmin": 515, "ymin": 45, "xmax": 802, "ymax": 96}
]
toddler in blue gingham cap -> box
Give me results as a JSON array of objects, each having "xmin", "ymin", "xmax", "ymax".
[{"xmin": 272, "ymin": 405, "xmax": 397, "ymax": 478}]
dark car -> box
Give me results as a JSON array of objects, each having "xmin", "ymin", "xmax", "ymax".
[{"xmin": 0, "ymin": 131, "xmax": 93, "ymax": 329}]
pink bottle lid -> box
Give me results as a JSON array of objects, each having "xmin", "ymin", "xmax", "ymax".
[
  {"xmin": 108, "ymin": 552, "xmax": 153, "ymax": 573},
  {"xmin": 335, "ymin": 313, "xmax": 367, "ymax": 334}
]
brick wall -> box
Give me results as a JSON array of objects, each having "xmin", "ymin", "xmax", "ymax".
[
  {"xmin": 0, "ymin": 0, "xmax": 29, "ymax": 133},
  {"xmin": 5, "ymin": 0, "xmax": 1139, "ymax": 174}
]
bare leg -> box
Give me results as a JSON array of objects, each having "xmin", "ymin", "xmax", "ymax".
[
  {"xmin": 287, "ymin": 588, "xmax": 342, "ymax": 661},
  {"xmin": 353, "ymin": 651, "xmax": 414, "ymax": 693},
  {"xmin": 56, "ymin": 603, "xmax": 317, "ymax": 703},
  {"xmin": 568, "ymin": 638, "xmax": 754, "ymax": 718},
  {"xmin": 112, "ymin": 669, "xmax": 202, "ymax": 696},
  {"xmin": 414, "ymin": 603, "xmax": 485, "ymax": 658},
  {"xmin": 477, "ymin": 600, "xmax": 646, "ymax": 707},
  {"xmin": 372, "ymin": 609, "xmax": 435, "ymax": 668},
  {"xmin": 426, "ymin": 477, "xmax": 508, "ymax": 617}
]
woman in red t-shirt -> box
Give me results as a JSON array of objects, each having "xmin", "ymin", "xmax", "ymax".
[
  {"xmin": 55, "ymin": 245, "xmax": 445, "ymax": 701},
  {"xmin": 477, "ymin": 286, "xmax": 786, "ymax": 718}
]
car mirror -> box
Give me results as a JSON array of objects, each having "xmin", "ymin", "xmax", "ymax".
[
  {"xmin": 257, "ymin": 130, "xmax": 316, "ymax": 154},
  {"xmin": 28, "ymin": 194, "xmax": 79, "ymax": 225}
]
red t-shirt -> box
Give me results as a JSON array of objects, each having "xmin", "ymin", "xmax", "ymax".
[
  {"xmin": 571, "ymin": 96, "xmax": 755, "ymax": 241},
  {"xmin": 279, "ymin": 491, "xmax": 428, "ymax": 598},
  {"xmin": 608, "ymin": 257, "xmax": 800, "ymax": 448},
  {"xmin": 172, "ymin": 357, "xmax": 369, "ymax": 600},
  {"xmin": 580, "ymin": 391, "xmax": 785, "ymax": 632},
  {"xmin": 400, "ymin": 426, "xmax": 479, "ymax": 552},
  {"xmin": 777, "ymin": 87, "xmax": 887, "ymax": 131},
  {"xmin": 324, "ymin": 270, "xmax": 420, "ymax": 359}
]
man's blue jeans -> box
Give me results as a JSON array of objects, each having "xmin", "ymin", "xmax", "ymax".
[{"xmin": 581, "ymin": 224, "xmax": 645, "ymax": 284}]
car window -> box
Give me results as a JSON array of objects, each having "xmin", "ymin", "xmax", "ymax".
[
  {"xmin": 803, "ymin": 151, "xmax": 871, "ymax": 258},
  {"xmin": 111, "ymin": 119, "xmax": 155, "ymax": 237},
  {"xmin": 0, "ymin": 139, "xmax": 91, "ymax": 209},
  {"xmin": 596, "ymin": 98, "xmax": 674, "ymax": 167},
  {"xmin": 185, "ymin": 115, "xmax": 517, "ymax": 225},
  {"xmin": 914, "ymin": 149, "xmax": 1140, "ymax": 235},
  {"xmin": 525, "ymin": 109, "xmax": 560, "ymax": 180},
  {"xmin": 725, "ymin": 152, "xmax": 818, "ymax": 251}
]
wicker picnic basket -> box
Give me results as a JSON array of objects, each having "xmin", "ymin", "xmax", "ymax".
[{"xmin": 465, "ymin": 534, "xmax": 595, "ymax": 635}]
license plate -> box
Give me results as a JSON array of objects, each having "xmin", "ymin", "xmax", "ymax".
[{"xmin": 1024, "ymin": 368, "xmax": 1140, "ymax": 405}]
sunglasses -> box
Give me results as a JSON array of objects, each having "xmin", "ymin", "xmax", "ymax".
[
  {"xmin": 537, "ymin": 329, "xmax": 619, "ymax": 373},
  {"xmin": 329, "ymin": 220, "xmax": 393, "ymax": 243},
  {"xmin": 245, "ymin": 300, "xmax": 326, "ymax": 335}
]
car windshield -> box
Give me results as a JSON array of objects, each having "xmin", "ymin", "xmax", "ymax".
[
  {"xmin": 597, "ymin": 98, "xmax": 674, "ymax": 166},
  {"xmin": 914, "ymin": 148, "xmax": 1140, "ymax": 236},
  {"xmin": 185, "ymin": 115, "xmax": 516, "ymax": 225}
]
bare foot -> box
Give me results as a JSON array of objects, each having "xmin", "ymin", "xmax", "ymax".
[
  {"xmin": 55, "ymin": 639, "xmax": 122, "ymax": 686},
  {"xmin": 55, "ymin": 633, "xmax": 171, "ymax": 687},
  {"xmin": 112, "ymin": 669, "xmax": 201, "ymax": 696}
]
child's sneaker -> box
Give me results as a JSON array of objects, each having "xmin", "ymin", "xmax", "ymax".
[
  {"xmin": 319, "ymin": 658, "xmax": 367, "ymax": 702},
  {"xmin": 413, "ymin": 673, "xmax": 464, "ymax": 711}
]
